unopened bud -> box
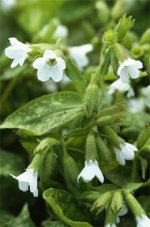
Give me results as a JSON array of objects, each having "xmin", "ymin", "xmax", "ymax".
[
  {"xmin": 63, "ymin": 150, "xmax": 79, "ymax": 188},
  {"xmin": 140, "ymin": 28, "xmax": 150, "ymax": 44},
  {"xmin": 91, "ymin": 191, "xmax": 112, "ymax": 212},
  {"xmin": 111, "ymin": 191, "xmax": 123, "ymax": 213},
  {"xmin": 103, "ymin": 30, "xmax": 117, "ymax": 45},
  {"xmin": 136, "ymin": 125, "xmax": 150, "ymax": 149},
  {"xmin": 84, "ymin": 75, "xmax": 101, "ymax": 118},
  {"xmin": 96, "ymin": 135, "xmax": 112, "ymax": 161},
  {"xmin": 86, "ymin": 131, "xmax": 97, "ymax": 161},
  {"xmin": 95, "ymin": 1, "xmax": 110, "ymax": 25},
  {"xmin": 115, "ymin": 14, "xmax": 135, "ymax": 41},
  {"xmin": 103, "ymin": 126, "xmax": 123, "ymax": 146}
]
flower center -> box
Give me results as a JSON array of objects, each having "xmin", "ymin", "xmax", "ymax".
[{"xmin": 46, "ymin": 58, "xmax": 57, "ymax": 66}]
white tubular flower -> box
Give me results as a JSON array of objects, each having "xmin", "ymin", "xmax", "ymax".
[
  {"xmin": 77, "ymin": 160, "xmax": 104, "ymax": 183},
  {"xmin": 5, "ymin": 37, "xmax": 31, "ymax": 68},
  {"xmin": 54, "ymin": 25, "xmax": 68, "ymax": 38},
  {"xmin": 128, "ymin": 98, "xmax": 145, "ymax": 113},
  {"xmin": 69, "ymin": 44, "xmax": 93, "ymax": 70},
  {"xmin": 116, "ymin": 205, "xmax": 128, "ymax": 223},
  {"xmin": 33, "ymin": 49, "xmax": 66, "ymax": 82},
  {"xmin": 117, "ymin": 58, "xmax": 143, "ymax": 82},
  {"xmin": 105, "ymin": 223, "xmax": 116, "ymax": 227},
  {"xmin": 136, "ymin": 215, "xmax": 150, "ymax": 227},
  {"xmin": 108, "ymin": 79, "xmax": 134, "ymax": 97},
  {"xmin": 114, "ymin": 142, "xmax": 138, "ymax": 165},
  {"xmin": 10, "ymin": 169, "xmax": 38, "ymax": 197}
]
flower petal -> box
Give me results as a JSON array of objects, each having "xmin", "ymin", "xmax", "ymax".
[
  {"xmin": 127, "ymin": 66, "xmax": 140, "ymax": 79},
  {"xmin": 134, "ymin": 60, "xmax": 143, "ymax": 69},
  {"xmin": 32, "ymin": 57, "xmax": 45, "ymax": 69},
  {"xmin": 57, "ymin": 57, "xmax": 66, "ymax": 70},
  {"xmin": 114, "ymin": 147, "xmax": 126, "ymax": 165},
  {"xmin": 119, "ymin": 68, "xmax": 129, "ymax": 81},
  {"xmin": 50, "ymin": 64, "xmax": 64, "ymax": 82},
  {"xmin": 43, "ymin": 50, "xmax": 57, "ymax": 60},
  {"xmin": 18, "ymin": 181, "xmax": 29, "ymax": 192},
  {"xmin": 37, "ymin": 65, "xmax": 51, "ymax": 81}
]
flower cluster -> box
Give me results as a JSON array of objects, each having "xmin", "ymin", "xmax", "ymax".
[
  {"xmin": 5, "ymin": 37, "xmax": 93, "ymax": 83},
  {"xmin": 108, "ymin": 58, "xmax": 143, "ymax": 97}
]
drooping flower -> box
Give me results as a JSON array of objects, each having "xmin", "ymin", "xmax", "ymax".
[
  {"xmin": 54, "ymin": 25, "xmax": 68, "ymax": 38},
  {"xmin": 77, "ymin": 160, "xmax": 104, "ymax": 183},
  {"xmin": 114, "ymin": 142, "xmax": 138, "ymax": 165},
  {"xmin": 117, "ymin": 58, "xmax": 143, "ymax": 82},
  {"xmin": 69, "ymin": 44, "xmax": 93, "ymax": 70},
  {"xmin": 136, "ymin": 215, "xmax": 150, "ymax": 227},
  {"xmin": 33, "ymin": 49, "xmax": 66, "ymax": 82},
  {"xmin": 5, "ymin": 37, "xmax": 31, "ymax": 68},
  {"xmin": 105, "ymin": 223, "xmax": 116, "ymax": 227},
  {"xmin": 116, "ymin": 205, "xmax": 128, "ymax": 223},
  {"xmin": 10, "ymin": 168, "xmax": 38, "ymax": 197},
  {"xmin": 108, "ymin": 79, "xmax": 134, "ymax": 98}
]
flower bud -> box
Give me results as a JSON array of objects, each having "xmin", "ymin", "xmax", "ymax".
[
  {"xmin": 81, "ymin": 191, "xmax": 100, "ymax": 202},
  {"xmin": 96, "ymin": 135, "xmax": 112, "ymax": 161},
  {"xmin": 96, "ymin": 114, "xmax": 122, "ymax": 127},
  {"xmin": 115, "ymin": 15, "xmax": 135, "ymax": 41},
  {"xmin": 112, "ymin": 43, "xmax": 127, "ymax": 62},
  {"xmin": 132, "ymin": 45, "xmax": 143, "ymax": 58},
  {"xmin": 140, "ymin": 28, "xmax": 150, "ymax": 44},
  {"xmin": 34, "ymin": 138, "xmax": 59, "ymax": 154},
  {"xmin": 103, "ymin": 30, "xmax": 117, "ymax": 45},
  {"xmin": 122, "ymin": 189, "xmax": 145, "ymax": 217},
  {"xmin": 83, "ymin": 75, "xmax": 101, "ymax": 118},
  {"xmin": 95, "ymin": 1, "xmax": 110, "ymax": 25},
  {"xmin": 86, "ymin": 131, "xmax": 97, "ymax": 161},
  {"xmin": 91, "ymin": 191, "xmax": 112, "ymax": 212},
  {"xmin": 136, "ymin": 125, "xmax": 150, "ymax": 149},
  {"xmin": 110, "ymin": 191, "xmax": 123, "ymax": 213},
  {"xmin": 40, "ymin": 150, "xmax": 58, "ymax": 187},
  {"xmin": 63, "ymin": 149, "xmax": 80, "ymax": 189},
  {"xmin": 111, "ymin": 0, "xmax": 125, "ymax": 20},
  {"xmin": 103, "ymin": 126, "xmax": 123, "ymax": 146}
]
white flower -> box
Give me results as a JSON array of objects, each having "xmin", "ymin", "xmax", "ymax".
[
  {"xmin": 108, "ymin": 79, "xmax": 134, "ymax": 98},
  {"xmin": 105, "ymin": 223, "xmax": 116, "ymax": 227},
  {"xmin": 69, "ymin": 44, "xmax": 93, "ymax": 70},
  {"xmin": 128, "ymin": 98, "xmax": 145, "ymax": 113},
  {"xmin": 77, "ymin": 160, "xmax": 104, "ymax": 183},
  {"xmin": 117, "ymin": 58, "xmax": 143, "ymax": 82},
  {"xmin": 10, "ymin": 168, "xmax": 38, "ymax": 197},
  {"xmin": 54, "ymin": 25, "xmax": 68, "ymax": 38},
  {"xmin": 136, "ymin": 215, "xmax": 150, "ymax": 227},
  {"xmin": 114, "ymin": 142, "xmax": 138, "ymax": 165},
  {"xmin": 33, "ymin": 49, "xmax": 66, "ymax": 82},
  {"xmin": 1, "ymin": 0, "xmax": 16, "ymax": 11},
  {"xmin": 116, "ymin": 205, "xmax": 128, "ymax": 223},
  {"xmin": 5, "ymin": 37, "xmax": 31, "ymax": 68}
]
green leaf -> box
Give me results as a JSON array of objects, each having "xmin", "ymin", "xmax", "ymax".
[
  {"xmin": 65, "ymin": 57, "xmax": 86, "ymax": 94},
  {"xmin": 3, "ymin": 204, "xmax": 35, "ymax": 227},
  {"xmin": 138, "ymin": 156, "xmax": 148, "ymax": 180},
  {"xmin": 43, "ymin": 188, "xmax": 92, "ymax": 227},
  {"xmin": 44, "ymin": 221, "xmax": 68, "ymax": 227},
  {"xmin": 125, "ymin": 183, "xmax": 143, "ymax": 191},
  {"xmin": 0, "ymin": 149, "xmax": 25, "ymax": 176},
  {"xmin": 103, "ymin": 164, "xmax": 133, "ymax": 187},
  {"xmin": 0, "ymin": 92, "xmax": 83, "ymax": 136}
]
